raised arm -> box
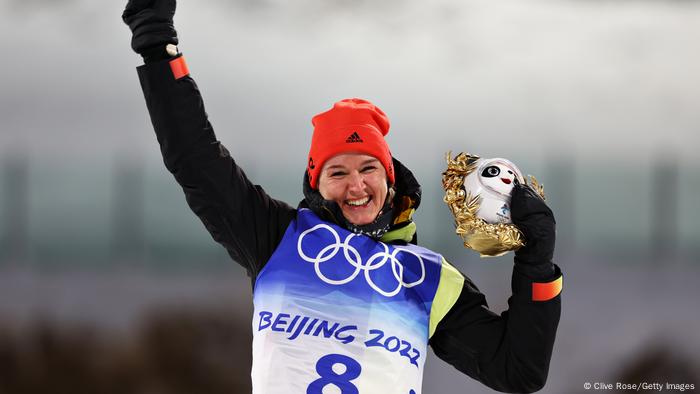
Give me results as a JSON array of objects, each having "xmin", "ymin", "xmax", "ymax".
[
  {"xmin": 430, "ymin": 183, "xmax": 562, "ymax": 393},
  {"xmin": 123, "ymin": 0, "xmax": 296, "ymax": 279}
]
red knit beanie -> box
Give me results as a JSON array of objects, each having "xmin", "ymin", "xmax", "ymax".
[{"xmin": 307, "ymin": 98, "xmax": 395, "ymax": 189}]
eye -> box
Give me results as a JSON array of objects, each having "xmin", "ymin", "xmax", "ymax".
[
  {"xmin": 360, "ymin": 166, "xmax": 376, "ymax": 173},
  {"xmin": 330, "ymin": 171, "xmax": 347, "ymax": 178},
  {"xmin": 481, "ymin": 166, "xmax": 500, "ymax": 177}
]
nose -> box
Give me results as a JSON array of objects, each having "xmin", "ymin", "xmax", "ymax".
[{"xmin": 346, "ymin": 171, "xmax": 365, "ymax": 194}]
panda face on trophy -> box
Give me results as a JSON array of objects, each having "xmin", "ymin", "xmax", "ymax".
[
  {"xmin": 480, "ymin": 163, "xmax": 518, "ymax": 195},
  {"xmin": 463, "ymin": 158, "xmax": 524, "ymax": 224}
]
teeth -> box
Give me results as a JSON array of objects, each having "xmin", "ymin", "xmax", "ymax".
[{"xmin": 347, "ymin": 197, "xmax": 370, "ymax": 206}]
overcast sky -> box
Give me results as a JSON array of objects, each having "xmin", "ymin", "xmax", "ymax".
[{"xmin": 1, "ymin": 0, "xmax": 699, "ymax": 169}]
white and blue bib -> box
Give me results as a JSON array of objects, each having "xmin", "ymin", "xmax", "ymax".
[{"xmin": 251, "ymin": 209, "xmax": 463, "ymax": 394}]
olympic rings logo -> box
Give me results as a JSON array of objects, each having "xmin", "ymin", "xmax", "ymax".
[{"xmin": 297, "ymin": 224, "xmax": 425, "ymax": 297}]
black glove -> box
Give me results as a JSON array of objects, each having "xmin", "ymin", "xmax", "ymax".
[
  {"xmin": 510, "ymin": 182, "xmax": 556, "ymax": 266},
  {"xmin": 122, "ymin": 0, "xmax": 178, "ymax": 55}
]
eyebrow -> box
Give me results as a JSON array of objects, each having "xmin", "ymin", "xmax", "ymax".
[{"xmin": 325, "ymin": 158, "xmax": 380, "ymax": 171}]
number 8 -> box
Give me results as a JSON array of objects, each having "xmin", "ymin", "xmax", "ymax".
[{"xmin": 307, "ymin": 354, "xmax": 362, "ymax": 394}]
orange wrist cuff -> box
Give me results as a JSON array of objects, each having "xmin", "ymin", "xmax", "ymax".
[
  {"xmin": 169, "ymin": 56, "xmax": 189, "ymax": 80},
  {"xmin": 532, "ymin": 276, "xmax": 562, "ymax": 302}
]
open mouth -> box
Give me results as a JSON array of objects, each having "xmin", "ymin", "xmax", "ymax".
[
  {"xmin": 501, "ymin": 178, "xmax": 512, "ymax": 185},
  {"xmin": 345, "ymin": 196, "xmax": 371, "ymax": 207}
]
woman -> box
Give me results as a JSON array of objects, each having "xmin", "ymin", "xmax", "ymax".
[{"xmin": 123, "ymin": 1, "xmax": 562, "ymax": 393}]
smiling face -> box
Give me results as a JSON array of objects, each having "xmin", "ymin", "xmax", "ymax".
[
  {"xmin": 479, "ymin": 161, "xmax": 518, "ymax": 195},
  {"xmin": 318, "ymin": 153, "xmax": 389, "ymax": 226}
]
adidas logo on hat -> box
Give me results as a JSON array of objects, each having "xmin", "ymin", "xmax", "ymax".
[{"xmin": 346, "ymin": 132, "xmax": 363, "ymax": 143}]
